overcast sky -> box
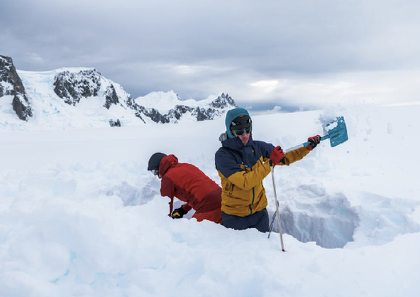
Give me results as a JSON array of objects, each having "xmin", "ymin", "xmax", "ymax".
[{"xmin": 1, "ymin": 0, "xmax": 420, "ymax": 110}]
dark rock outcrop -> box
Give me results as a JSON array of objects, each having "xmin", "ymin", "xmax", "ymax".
[
  {"xmin": 0, "ymin": 55, "xmax": 33, "ymax": 121},
  {"xmin": 53, "ymin": 69, "xmax": 101, "ymax": 105},
  {"xmin": 109, "ymin": 119, "xmax": 121, "ymax": 127},
  {"xmin": 104, "ymin": 84, "xmax": 119, "ymax": 109},
  {"xmin": 211, "ymin": 93, "xmax": 235, "ymax": 109}
]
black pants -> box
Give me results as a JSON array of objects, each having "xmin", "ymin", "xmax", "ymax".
[{"xmin": 222, "ymin": 208, "xmax": 269, "ymax": 232}]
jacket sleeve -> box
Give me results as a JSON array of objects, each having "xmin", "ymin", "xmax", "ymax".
[
  {"xmin": 182, "ymin": 204, "xmax": 193, "ymax": 212},
  {"xmin": 160, "ymin": 176, "xmax": 175, "ymax": 198},
  {"xmin": 227, "ymin": 159, "xmax": 271, "ymax": 190},
  {"xmin": 280, "ymin": 147, "xmax": 310, "ymax": 166},
  {"xmin": 258, "ymin": 140, "xmax": 310, "ymax": 166},
  {"xmin": 216, "ymin": 148, "xmax": 271, "ymax": 191},
  {"xmin": 160, "ymin": 176, "xmax": 176, "ymax": 216}
]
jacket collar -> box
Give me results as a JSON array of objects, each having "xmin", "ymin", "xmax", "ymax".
[{"xmin": 221, "ymin": 135, "xmax": 254, "ymax": 151}]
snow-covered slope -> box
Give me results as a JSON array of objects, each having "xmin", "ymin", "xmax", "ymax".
[
  {"xmin": 14, "ymin": 68, "xmax": 146, "ymax": 129},
  {"xmin": 0, "ymin": 104, "xmax": 419, "ymax": 297},
  {"xmin": 130, "ymin": 91, "xmax": 235, "ymax": 124},
  {"xmin": 0, "ymin": 56, "xmax": 237, "ymax": 130},
  {"xmin": 135, "ymin": 91, "xmax": 199, "ymax": 114},
  {"xmin": 135, "ymin": 91, "xmax": 232, "ymax": 115}
]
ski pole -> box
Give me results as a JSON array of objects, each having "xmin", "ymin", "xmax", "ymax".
[
  {"xmin": 269, "ymin": 165, "xmax": 285, "ymax": 252},
  {"xmin": 268, "ymin": 209, "xmax": 277, "ymax": 238}
]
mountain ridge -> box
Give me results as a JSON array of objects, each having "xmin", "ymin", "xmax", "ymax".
[{"xmin": 0, "ymin": 55, "xmax": 236, "ymax": 129}]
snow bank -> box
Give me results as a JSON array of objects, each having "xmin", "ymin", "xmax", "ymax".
[{"xmin": 1, "ymin": 104, "xmax": 419, "ymax": 297}]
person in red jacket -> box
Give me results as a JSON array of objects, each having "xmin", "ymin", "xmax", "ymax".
[{"xmin": 147, "ymin": 153, "xmax": 222, "ymax": 224}]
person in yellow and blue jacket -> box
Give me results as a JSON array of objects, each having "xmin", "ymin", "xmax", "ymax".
[{"xmin": 215, "ymin": 107, "xmax": 321, "ymax": 232}]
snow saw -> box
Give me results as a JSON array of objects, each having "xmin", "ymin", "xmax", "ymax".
[{"xmin": 268, "ymin": 116, "xmax": 349, "ymax": 251}]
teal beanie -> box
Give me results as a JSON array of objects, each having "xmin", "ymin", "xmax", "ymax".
[{"xmin": 225, "ymin": 107, "xmax": 250, "ymax": 138}]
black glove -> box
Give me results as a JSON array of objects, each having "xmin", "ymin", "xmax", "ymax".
[
  {"xmin": 307, "ymin": 135, "xmax": 321, "ymax": 151},
  {"xmin": 171, "ymin": 206, "xmax": 188, "ymax": 219}
]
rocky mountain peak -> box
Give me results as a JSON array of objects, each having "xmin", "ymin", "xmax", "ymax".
[
  {"xmin": 211, "ymin": 93, "xmax": 235, "ymax": 109},
  {"xmin": 127, "ymin": 92, "xmax": 237, "ymax": 124},
  {"xmin": 53, "ymin": 69, "xmax": 102, "ymax": 105},
  {"xmin": 1, "ymin": 55, "xmax": 238, "ymax": 128},
  {"xmin": 0, "ymin": 55, "xmax": 33, "ymax": 121}
]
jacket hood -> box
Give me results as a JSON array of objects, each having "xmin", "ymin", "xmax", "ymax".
[
  {"xmin": 225, "ymin": 108, "xmax": 250, "ymax": 139},
  {"xmin": 159, "ymin": 154, "xmax": 178, "ymax": 177},
  {"xmin": 219, "ymin": 132, "xmax": 228, "ymax": 142}
]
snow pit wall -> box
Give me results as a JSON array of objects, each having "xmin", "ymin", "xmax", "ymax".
[
  {"xmin": 110, "ymin": 178, "xmax": 420, "ymax": 249},
  {"xmin": 268, "ymin": 187, "xmax": 360, "ymax": 249},
  {"xmin": 267, "ymin": 185, "xmax": 420, "ymax": 249},
  {"xmin": 104, "ymin": 174, "xmax": 420, "ymax": 250}
]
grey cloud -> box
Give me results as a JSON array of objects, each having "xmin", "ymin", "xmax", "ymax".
[{"xmin": 1, "ymin": 0, "xmax": 420, "ymax": 108}]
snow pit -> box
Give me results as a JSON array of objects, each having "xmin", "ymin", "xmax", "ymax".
[
  {"xmin": 267, "ymin": 184, "xmax": 360, "ymax": 249},
  {"xmin": 115, "ymin": 177, "xmax": 419, "ymax": 250},
  {"xmin": 267, "ymin": 184, "xmax": 419, "ymax": 249}
]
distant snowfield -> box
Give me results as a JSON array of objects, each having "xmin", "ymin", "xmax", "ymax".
[
  {"xmin": 134, "ymin": 90, "xmax": 219, "ymax": 114},
  {"xmin": 1, "ymin": 104, "xmax": 420, "ymax": 297}
]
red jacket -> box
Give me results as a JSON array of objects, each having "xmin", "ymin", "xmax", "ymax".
[{"xmin": 159, "ymin": 155, "xmax": 221, "ymax": 216}]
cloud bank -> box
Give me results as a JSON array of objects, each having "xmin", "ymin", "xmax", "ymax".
[{"xmin": 1, "ymin": 0, "xmax": 420, "ymax": 110}]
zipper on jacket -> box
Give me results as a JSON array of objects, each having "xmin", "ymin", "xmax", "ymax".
[
  {"xmin": 249, "ymin": 164, "xmax": 255, "ymax": 215},
  {"xmin": 249, "ymin": 187, "xmax": 255, "ymax": 215}
]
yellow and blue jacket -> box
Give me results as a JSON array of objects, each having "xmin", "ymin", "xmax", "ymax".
[{"xmin": 215, "ymin": 136, "xmax": 309, "ymax": 217}]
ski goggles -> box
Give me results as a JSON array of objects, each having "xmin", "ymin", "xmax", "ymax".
[
  {"xmin": 233, "ymin": 128, "xmax": 251, "ymax": 136},
  {"xmin": 151, "ymin": 169, "xmax": 159, "ymax": 176}
]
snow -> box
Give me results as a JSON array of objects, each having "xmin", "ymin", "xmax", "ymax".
[
  {"xmin": 0, "ymin": 68, "xmax": 145, "ymax": 130},
  {"xmin": 0, "ymin": 104, "xmax": 420, "ymax": 297},
  {"xmin": 134, "ymin": 90, "xmax": 217, "ymax": 114},
  {"xmin": 0, "ymin": 69, "xmax": 231, "ymax": 130},
  {"xmin": 0, "ymin": 81, "xmax": 14, "ymax": 94}
]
